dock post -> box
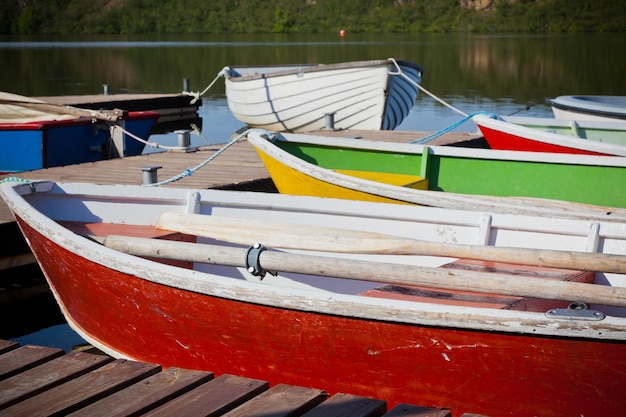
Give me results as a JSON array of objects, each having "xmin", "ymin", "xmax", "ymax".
[
  {"xmin": 176, "ymin": 130, "xmax": 191, "ymax": 149},
  {"xmin": 103, "ymin": 84, "xmax": 110, "ymax": 95},
  {"xmin": 183, "ymin": 78, "xmax": 190, "ymax": 92},
  {"xmin": 323, "ymin": 113, "xmax": 336, "ymax": 130},
  {"xmin": 140, "ymin": 166, "xmax": 162, "ymax": 185}
]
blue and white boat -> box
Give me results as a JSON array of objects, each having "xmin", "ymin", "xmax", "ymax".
[{"xmin": 224, "ymin": 59, "xmax": 423, "ymax": 132}]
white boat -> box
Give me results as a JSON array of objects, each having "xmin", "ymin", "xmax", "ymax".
[
  {"xmin": 548, "ymin": 95, "xmax": 626, "ymax": 122},
  {"xmin": 1, "ymin": 180, "xmax": 626, "ymax": 417},
  {"xmin": 224, "ymin": 58, "xmax": 423, "ymax": 132}
]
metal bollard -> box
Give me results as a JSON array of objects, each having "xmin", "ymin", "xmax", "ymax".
[
  {"xmin": 176, "ymin": 130, "xmax": 191, "ymax": 149},
  {"xmin": 140, "ymin": 166, "xmax": 162, "ymax": 185},
  {"xmin": 183, "ymin": 78, "xmax": 190, "ymax": 92},
  {"xmin": 103, "ymin": 84, "xmax": 110, "ymax": 95},
  {"xmin": 324, "ymin": 113, "xmax": 336, "ymax": 130}
]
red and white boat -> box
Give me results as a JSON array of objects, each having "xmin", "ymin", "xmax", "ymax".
[
  {"xmin": 0, "ymin": 92, "xmax": 159, "ymax": 174},
  {"xmin": 1, "ymin": 180, "xmax": 625, "ymax": 417},
  {"xmin": 473, "ymin": 113, "xmax": 626, "ymax": 156}
]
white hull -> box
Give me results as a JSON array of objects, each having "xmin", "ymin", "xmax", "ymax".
[
  {"xmin": 224, "ymin": 59, "xmax": 422, "ymax": 132},
  {"xmin": 549, "ymin": 95, "xmax": 626, "ymax": 122}
]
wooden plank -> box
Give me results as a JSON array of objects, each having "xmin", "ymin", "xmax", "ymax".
[
  {"xmin": 0, "ymin": 350, "xmax": 113, "ymax": 410},
  {"xmin": 66, "ymin": 367, "xmax": 214, "ymax": 417},
  {"xmin": 0, "ymin": 341, "xmax": 487, "ymax": 415},
  {"xmin": 383, "ymin": 404, "xmax": 452, "ymax": 417},
  {"xmin": 223, "ymin": 383, "xmax": 327, "ymax": 417},
  {"xmin": 301, "ymin": 392, "xmax": 387, "ymax": 417},
  {"xmin": 1, "ymin": 359, "xmax": 160, "ymax": 417},
  {"xmin": 142, "ymin": 373, "xmax": 268, "ymax": 417},
  {"xmin": 0, "ymin": 340, "xmax": 19, "ymax": 355},
  {"xmin": 0, "ymin": 345, "xmax": 64, "ymax": 380}
]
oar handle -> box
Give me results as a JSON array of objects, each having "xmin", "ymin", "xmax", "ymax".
[
  {"xmin": 0, "ymin": 99, "xmax": 126, "ymax": 122},
  {"xmin": 156, "ymin": 212, "xmax": 626, "ymax": 274}
]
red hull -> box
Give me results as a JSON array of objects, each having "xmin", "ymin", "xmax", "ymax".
[
  {"xmin": 19, "ymin": 218, "xmax": 625, "ymax": 417},
  {"xmin": 479, "ymin": 125, "xmax": 608, "ymax": 156}
]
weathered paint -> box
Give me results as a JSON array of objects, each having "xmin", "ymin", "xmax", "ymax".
[{"xmin": 17, "ymin": 217, "xmax": 626, "ymax": 417}]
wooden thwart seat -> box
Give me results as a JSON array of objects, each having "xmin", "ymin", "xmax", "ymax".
[{"xmin": 60, "ymin": 221, "xmax": 197, "ymax": 269}]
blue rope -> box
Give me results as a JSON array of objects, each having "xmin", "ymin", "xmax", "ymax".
[
  {"xmin": 409, "ymin": 111, "xmax": 497, "ymax": 144},
  {"xmin": 144, "ymin": 128, "xmax": 269, "ymax": 187}
]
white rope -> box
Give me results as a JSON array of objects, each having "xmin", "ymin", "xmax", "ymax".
[
  {"xmin": 190, "ymin": 123, "xmax": 212, "ymax": 145},
  {"xmin": 111, "ymin": 124, "xmax": 188, "ymax": 151},
  {"xmin": 388, "ymin": 57, "xmax": 468, "ymax": 117},
  {"xmin": 182, "ymin": 67, "xmax": 228, "ymax": 104}
]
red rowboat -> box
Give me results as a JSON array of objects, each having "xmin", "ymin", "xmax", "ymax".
[
  {"xmin": 473, "ymin": 113, "xmax": 626, "ymax": 156},
  {"xmin": 1, "ymin": 180, "xmax": 625, "ymax": 417}
]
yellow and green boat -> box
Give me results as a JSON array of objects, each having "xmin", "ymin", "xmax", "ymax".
[{"xmin": 247, "ymin": 131, "xmax": 626, "ymax": 221}]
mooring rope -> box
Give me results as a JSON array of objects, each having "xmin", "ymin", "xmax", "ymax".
[
  {"xmin": 183, "ymin": 67, "xmax": 228, "ymax": 104},
  {"xmin": 409, "ymin": 111, "xmax": 497, "ymax": 144},
  {"xmin": 143, "ymin": 128, "xmax": 268, "ymax": 187},
  {"xmin": 110, "ymin": 124, "xmax": 190, "ymax": 152},
  {"xmin": 388, "ymin": 57, "xmax": 469, "ymax": 118},
  {"xmin": 387, "ymin": 58, "xmax": 501, "ymax": 144}
]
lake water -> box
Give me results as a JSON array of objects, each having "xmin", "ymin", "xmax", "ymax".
[{"xmin": 1, "ymin": 32, "xmax": 625, "ymax": 349}]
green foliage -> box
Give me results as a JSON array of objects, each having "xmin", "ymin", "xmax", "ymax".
[{"xmin": 0, "ymin": 0, "xmax": 624, "ymax": 35}]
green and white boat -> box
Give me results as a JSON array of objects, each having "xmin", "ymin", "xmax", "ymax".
[{"xmin": 247, "ymin": 131, "xmax": 626, "ymax": 220}]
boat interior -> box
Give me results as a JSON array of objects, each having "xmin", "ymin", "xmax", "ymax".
[{"xmin": 61, "ymin": 220, "xmax": 599, "ymax": 314}]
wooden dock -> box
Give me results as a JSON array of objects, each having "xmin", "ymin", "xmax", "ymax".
[
  {"xmin": 0, "ymin": 130, "xmax": 482, "ymax": 224},
  {"xmin": 0, "ymin": 339, "xmax": 484, "ymax": 417}
]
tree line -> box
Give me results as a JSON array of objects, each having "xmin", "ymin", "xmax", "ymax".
[{"xmin": 1, "ymin": 0, "xmax": 624, "ymax": 35}]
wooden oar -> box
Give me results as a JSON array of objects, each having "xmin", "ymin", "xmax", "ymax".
[
  {"xmin": 0, "ymin": 98, "xmax": 125, "ymax": 122},
  {"xmin": 156, "ymin": 212, "xmax": 626, "ymax": 274},
  {"xmin": 102, "ymin": 234, "xmax": 626, "ymax": 308}
]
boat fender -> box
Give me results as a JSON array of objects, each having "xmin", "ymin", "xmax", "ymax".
[{"xmin": 246, "ymin": 243, "xmax": 271, "ymax": 279}]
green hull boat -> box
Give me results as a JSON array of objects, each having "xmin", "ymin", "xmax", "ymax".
[{"xmin": 248, "ymin": 131, "xmax": 626, "ymax": 219}]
